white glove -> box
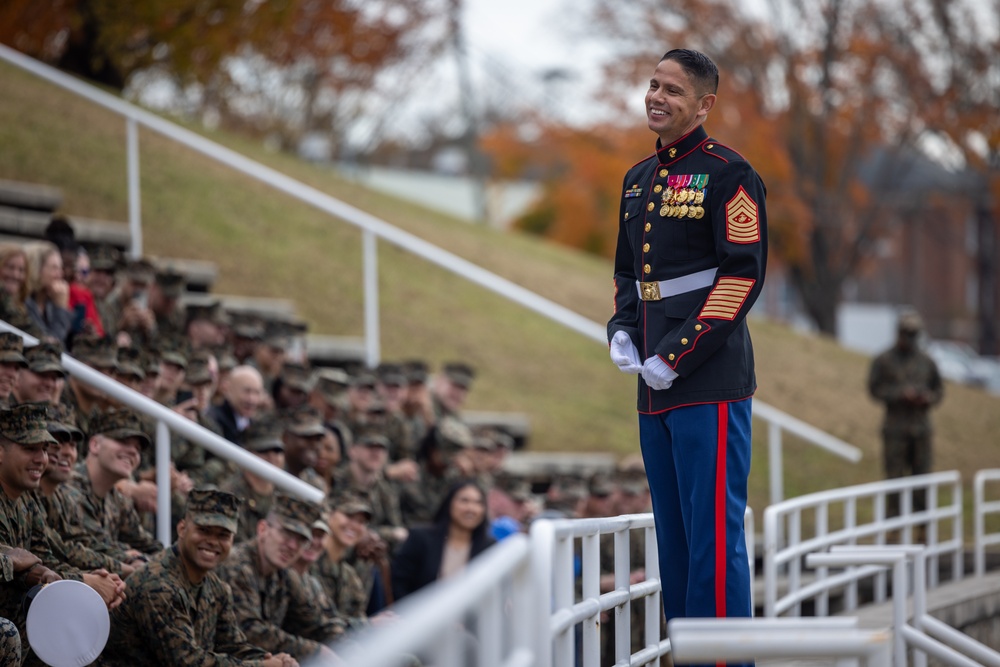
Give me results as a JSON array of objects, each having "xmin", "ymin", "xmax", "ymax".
[
  {"xmin": 641, "ymin": 355, "xmax": 679, "ymax": 390},
  {"xmin": 610, "ymin": 331, "xmax": 642, "ymax": 374}
]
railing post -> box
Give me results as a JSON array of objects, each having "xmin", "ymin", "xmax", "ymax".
[
  {"xmin": 768, "ymin": 420, "xmax": 783, "ymax": 506},
  {"xmin": 155, "ymin": 420, "xmax": 171, "ymax": 546},
  {"xmin": 529, "ymin": 519, "xmax": 555, "ymax": 667},
  {"xmin": 126, "ymin": 117, "xmax": 142, "ymax": 259},
  {"xmin": 363, "ymin": 228, "xmax": 380, "ymax": 368}
]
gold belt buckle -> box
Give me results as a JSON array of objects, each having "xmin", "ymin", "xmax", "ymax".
[{"xmin": 640, "ymin": 281, "xmax": 661, "ymax": 301}]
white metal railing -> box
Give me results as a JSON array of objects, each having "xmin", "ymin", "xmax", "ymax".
[
  {"xmin": 807, "ymin": 545, "xmax": 1000, "ymax": 667},
  {"xmin": 0, "ymin": 43, "xmax": 861, "ymax": 506},
  {"xmin": 668, "ymin": 617, "xmax": 893, "ymax": 666},
  {"xmin": 974, "ymin": 469, "xmax": 1000, "ymax": 577},
  {"xmin": 763, "ymin": 471, "xmax": 964, "ymax": 618},
  {"xmin": 324, "ymin": 534, "xmax": 539, "ymax": 667},
  {"xmin": 0, "ymin": 321, "xmax": 325, "ymax": 544},
  {"xmin": 318, "ymin": 489, "xmax": 1000, "ymax": 667}
]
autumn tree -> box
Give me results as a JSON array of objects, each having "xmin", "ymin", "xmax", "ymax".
[
  {"xmin": 0, "ymin": 0, "xmax": 448, "ymax": 157},
  {"xmin": 573, "ymin": 0, "xmax": 1000, "ymax": 335}
]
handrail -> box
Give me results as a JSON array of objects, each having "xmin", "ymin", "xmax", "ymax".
[
  {"xmin": 0, "ymin": 321, "xmax": 325, "ymax": 542},
  {"xmin": 974, "ymin": 469, "xmax": 1000, "ymax": 577},
  {"xmin": 0, "ymin": 43, "xmax": 861, "ymax": 505},
  {"xmin": 325, "ymin": 533, "xmax": 537, "ymax": 667},
  {"xmin": 763, "ymin": 471, "xmax": 963, "ymax": 618}
]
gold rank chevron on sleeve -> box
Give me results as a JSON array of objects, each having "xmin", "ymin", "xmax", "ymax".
[{"xmin": 725, "ymin": 186, "xmax": 760, "ymax": 244}]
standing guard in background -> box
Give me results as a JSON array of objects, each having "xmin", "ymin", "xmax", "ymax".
[{"xmin": 868, "ymin": 310, "xmax": 943, "ymax": 518}]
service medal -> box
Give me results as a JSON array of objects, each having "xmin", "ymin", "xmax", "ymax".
[
  {"xmin": 660, "ymin": 205, "xmax": 669, "ymax": 217},
  {"xmin": 679, "ymin": 204, "xmax": 689, "ymax": 217}
]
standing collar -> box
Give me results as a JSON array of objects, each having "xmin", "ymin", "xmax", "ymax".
[{"xmin": 655, "ymin": 126, "xmax": 710, "ymax": 166}]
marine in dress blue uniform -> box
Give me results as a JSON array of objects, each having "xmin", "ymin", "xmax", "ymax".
[{"xmin": 607, "ymin": 50, "xmax": 766, "ymax": 658}]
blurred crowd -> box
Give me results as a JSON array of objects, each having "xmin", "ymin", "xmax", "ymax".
[{"xmin": 0, "ymin": 215, "xmax": 650, "ymax": 666}]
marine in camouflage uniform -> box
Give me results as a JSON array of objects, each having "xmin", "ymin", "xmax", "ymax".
[
  {"xmin": 331, "ymin": 431, "xmax": 405, "ymax": 547},
  {"xmin": 0, "ymin": 405, "xmax": 84, "ymax": 634},
  {"xmin": 280, "ymin": 406, "xmax": 328, "ymax": 494},
  {"xmin": 218, "ymin": 419, "xmax": 286, "ymax": 544},
  {"xmin": 69, "ymin": 408, "xmax": 163, "ymax": 562},
  {"xmin": 104, "ymin": 489, "xmax": 276, "ymax": 666},
  {"xmin": 868, "ymin": 311, "xmax": 944, "ymax": 515},
  {"xmin": 398, "ymin": 417, "xmax": 471, "ymax": 526},
  {"xmin": 35, "ymin": 404, "xmax": 126, "ymax": 575},
  {"xmin": 311, "ymin": 493, "xmax": 374, "ymax": 630},
  {"xmin": 0, "ymin": 618, "xmax": 18, "ymax": 667},
  {"xmin": 218, "ymin": 494, "xmax": 344, "ymax": 661}
]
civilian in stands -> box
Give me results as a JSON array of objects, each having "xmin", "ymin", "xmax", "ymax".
[
  {"xmin": 0, "ymin": 333, "xmax": 27, "ymax": 408},
  {"xmin": 220, "ymin": 494, "xmax": 343, "ymax": 663},
  {"xmin": 22, "ymin": 241, "xmax": 72, "ymax": 345},
  {"xmin": 105, "ymin": 489, "xmax": 298, "ymax": 666},
  {"xmin": 0, "ymin": 244, "xmax": 41, "ymax": 337},
  {"xmin": 13, "ymin": 342, "xmax": 65, "ymax": 405},
  {"xmin": 44, "ymin": 214, "xmax": 104, "ymax": 337},
  {"xmin": 391, "ymin": 480, "xmax": 493, "ymax": 600},
  {"xmin": 209, "ymin": 365, "xmax": 265, "ymax": 445}
]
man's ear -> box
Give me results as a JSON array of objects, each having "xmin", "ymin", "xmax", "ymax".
[{"xmin": 698, "ymin": 93, "xmax": 717, "ymax": 119}]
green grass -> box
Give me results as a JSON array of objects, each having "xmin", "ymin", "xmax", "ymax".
[{"xmin": 2, "ymin": 58, "xmax": 1000, "ymax": 532}]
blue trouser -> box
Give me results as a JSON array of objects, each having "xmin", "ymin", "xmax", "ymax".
[{"xmin": 639, "ymin": 400, "xmax": 753, "ymax": 667}]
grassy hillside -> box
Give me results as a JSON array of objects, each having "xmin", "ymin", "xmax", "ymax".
[{"xmin": 2, "ymin": 58, "xmax": 999, "ymax": 524}]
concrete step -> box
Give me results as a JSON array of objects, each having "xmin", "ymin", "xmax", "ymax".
[
  {"xmin": 0, "ymin": 205, "xmax": 130, "ymax": 248},
  {"xmin": 150, "ymin": 256, "xmax": 218, "ymax": 293},
  {"xmin": 305, "ymin": 333, "xmax": 366, "ymax": 367},
  {"xmin": 0, "ymin": 178, "xmax": 62, "ymax": 212},
  {"xmin": 183, "ymin": 292, "xmax": 298, "ymax": 322}
]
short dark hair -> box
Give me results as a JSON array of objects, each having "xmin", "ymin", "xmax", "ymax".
[{"xmin": 661, "ymin": 49, "xmax": 719, "ymax": 95}]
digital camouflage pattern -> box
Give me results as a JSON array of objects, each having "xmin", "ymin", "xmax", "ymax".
[
  {"xmin": 219, "ymin": 539, "xmax": 345, "ymax": 660},
  {"xmin": 105, "ymin": 545, "xmax": 269, "ymax": 666}
]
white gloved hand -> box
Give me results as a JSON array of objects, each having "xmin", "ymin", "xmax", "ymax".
[
  {"xmin": 610, "ymin": 331, "xmax": 642, "ymax": 374},
  {"xmin": 641, "ymin": 355, "xmax": 679, "ymax": 390}
]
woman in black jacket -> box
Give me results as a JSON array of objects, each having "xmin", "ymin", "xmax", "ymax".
[{"xmin": 391, "ymin": 479, "xmax": 494, "ymax": 601}]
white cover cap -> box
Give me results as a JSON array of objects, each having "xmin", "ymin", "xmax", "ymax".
[{"xmin": 26, "ymin": 580, "xmax": 110, "ymax": 666}]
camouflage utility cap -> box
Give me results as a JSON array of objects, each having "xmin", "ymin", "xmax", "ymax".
[
  {"xmin": 283, "ymin": 406, "xmax": 325, "ymax": 438},
  {"xmin": 280, "ymin": 363, "xmax": 313, "ymax": 392},
  {"xmin": 184, "ymin": 352, "xmax": 212, "ymax": 386},
  {"xmin": 25, "ymin": 342, "xmax": 66, "ymax": 376},
  {"xmin": 328, "ymin": 491, "xmax": 373, "ymax": 519},
  {"xmin": 186, "ymin": 488, "xmax": 241, "ymax": 534},
  {"xmin": 0, "ymin": 332, "xmax": 27, "ymax": 367},
  {"xmin": 155, "ymin": 269, "xmax": 185, "ymax": 298},
  {"xmin": 243, "ymin": 419, "xmax": 285, "ymax": 453},
  {"xmin": 46, "ymin": 403, "xmax": 83, "ymax": 443},
  {"xmin": 0, "ymin": 403, "xmax": 56, "ymax": 445},
  {"xmin": 270, "ymin": 494, "xmax": 321, "ymax": 540},
  {"xmin": 436, "ymin": 416, "xmax": 473, "ymax": 452},
  {"xmin": 89, "ymin": 407, "xmax": 151, "ymax": 448},
  {"xmin": 442, "ymin": 362, "xmax": 476, "ymax": 388},
  {"xmin": 89, "ymin": 244, "xmax": 122, "ymax": 272},
  {"xmin": 72, "ymin": 335, "xmax": 118, "ymax": 370}
]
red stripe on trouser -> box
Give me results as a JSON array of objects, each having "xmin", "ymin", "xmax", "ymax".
[{"xmin": 715, "ymin": 403, "xmax": 728, "ymax": 620}]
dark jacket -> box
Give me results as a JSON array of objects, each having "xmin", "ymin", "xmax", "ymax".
[
  {"xmin": 207, "ymin": 400, "xmax": 243, "ymax": 445},
  {"xmin": 608, "ymin": 125, "xmax": 768, "ymax": 413},
  {"xmin": 390, "ymin": 523, "xmax": 493, "ymax": 601}
]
